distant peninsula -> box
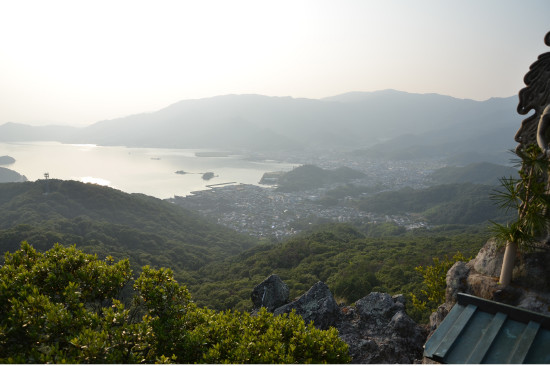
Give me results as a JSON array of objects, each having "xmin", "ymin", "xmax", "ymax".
[
  {"xmin": 0, "ymin": 156, "xmax": 16, "ymax": 165},
  {"xmin": 0, "ymin": 167, "xmax": 27, "ymax": 183}
]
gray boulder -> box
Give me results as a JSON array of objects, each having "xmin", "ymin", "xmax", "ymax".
[
  {"xmin": 251, "ymin": 274, "xmax": 289, "ymax": 311},
  {"xmin": 338, "ymin": 292, "xmax": 427, "ymax": 363},
  {"xmin": 445, "ymin": 261, "xmax": 471, "ymax": 304},
  {"xmin": 471, "ymin": 237, "xmax": 504, "ymax": 277},
  {"xmin": 355, "ymin": 292, "xmax": 404, "ymax": 324},
  {"xmin": 252, "ymin": 278, "xmax": 427, "ymax": 363},
  {"xmin": 274, "ymin": 281, "xmax": 339, "ymax": 330}
]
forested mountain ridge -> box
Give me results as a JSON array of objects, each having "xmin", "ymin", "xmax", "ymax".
[
  {"xmin": 0, "ymin": 167, "xmax": 27, "ymax": 183},
  {"xmin": 356, "ymin": 183, "xmax": 513, "ymax": 225},
  {"xmin": 191, "ymin": 223, "xmax": 489, "ymax": 321},
  {"xmin": 0, "ymin": 180, "xmax": 256, "ymax": 278},
  {"xmin": 428, "ymin": 162, "xmax": 518, "ymax": 185},
  {"xmin": 0, "ymin": 91, "xmax": 519, "ymax": 160},
  {"xmin": 0, "ymin": 179, "xmax": 502, "ymax": 322},
  {"xmin": 274, "ymin": 165, "xmax": 366, "ymax": 192}
]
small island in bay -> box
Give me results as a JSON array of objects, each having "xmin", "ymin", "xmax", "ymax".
[
  {"xmin": 175, "ymin": 170, "xmax": 217, "ymax": 180},
  {"xmin": 202, "ymin": 172, "xmax": 215, "ymax": 180},
  {"xmin": 0, "ymin": 156, "xmax": 16, "ymax": 165}
]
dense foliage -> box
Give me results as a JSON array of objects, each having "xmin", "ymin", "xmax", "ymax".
[
  {"xmin": 191, "ymin": 223, "xmax": 487, "ymax": 323},
  {"xmin": 0, "ymin": 243, "xmax": 350, "ymax": 363},
  {"xmin": 410, "ymin": 251, "xmax": 470, "ymax": 316},
  {"xmin": 429, "ymin": 162, "xmax": 518, "ymax": 185},
  {"xmin": 357, "ymin": 183, "xmax": 512, "ymax": 225},
  {"xmin": 0, "ymin": 180, "xmax": 255, "ymax": 283},
  {"xmin": 490, "ymin": 145, "xmax": 550, "ymax": 250},
  {"xmin": 0, "ymin": 180, "xmax": 494, "ymax": 324},
  {"xmin": 275, "ymin": 165, "xmax": 365, "ymax": 192}
]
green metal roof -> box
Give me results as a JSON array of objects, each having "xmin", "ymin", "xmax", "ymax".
[{"xmin": 424, "ymin": 293, "xmax": 550, "ymax": 364}]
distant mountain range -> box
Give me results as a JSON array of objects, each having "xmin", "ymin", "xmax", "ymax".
[{"xmin": 0, "ymin": 90, "xmax": 522, "ymax": 162}]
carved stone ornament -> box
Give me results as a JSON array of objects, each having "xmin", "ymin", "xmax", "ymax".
[{"xmin": 515, "ymin": 31, "xmax": 550, "ymax": 154}]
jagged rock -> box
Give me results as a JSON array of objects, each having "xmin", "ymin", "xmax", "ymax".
[
  {"xmin": 467, "ymin": 272, "xmax": 503, "ymax": 300},
  {"xmin": 429, "ymin": 304, "xmax": 450, "ymax": 332},
  {"xmin": 517, "ymin": 291, "xmax": 550, "ymax": 313},
  {"xmin": 471, "ymin": 237, "xmax": 504, "ymax": 277},
  {"xmin": 252, "ymin": 278, "xmax": 427, "ymax": 363},
  {"xmin": 273, "ymin": 281, "xmax": 338, "ymax": 330},
  {"xmin": 393, "ymin": 293, "xmax": 407, "ymax": 306},
  {"xmin": 338, "ymin": 292, "xmax": 427, "ymax": 363},
  {"xmin": 445, "ymin": 261, "xmax": 471, "ymax": 304},
  {"xmin": 513, "ymin": 246, "xmax": 550, "ymax": 292},
  {"xmin": 355, "ymin": 292, "xmax": 404, "ymax": 325},
  {"xmin": 251, "ymin": 274, "xmax": 289, "ymax": 311}
]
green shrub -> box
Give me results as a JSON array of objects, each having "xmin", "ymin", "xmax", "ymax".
[
  {"xmin": 0, "ymin": 242, "xmax": 350, "ymax": 363},
  {"xmin": 409, "ymin": 251, "xmax": 469, "ymax": 323}
]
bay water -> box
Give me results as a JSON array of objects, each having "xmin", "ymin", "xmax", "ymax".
[{"xmin": 0, "ymin": 141, "xmax": 295, "ymax": 199}]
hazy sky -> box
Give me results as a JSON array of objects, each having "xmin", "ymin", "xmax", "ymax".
[{"xmin": 1, "ymin": 0, "xmax": 549, "ymax": 126}]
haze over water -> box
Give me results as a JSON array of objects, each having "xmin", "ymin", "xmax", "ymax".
[{"xmin": 1, "ymin": 142, "xmax": 295, "ymax": 199}]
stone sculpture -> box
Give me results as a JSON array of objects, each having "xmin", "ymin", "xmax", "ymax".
[
  {"xmin": 500, "ymin": 31, "xmax": 550, "ymax": 286},
  {"xmin": 515, "ymin": 31, "xmax": 550, "ymax": 154}
]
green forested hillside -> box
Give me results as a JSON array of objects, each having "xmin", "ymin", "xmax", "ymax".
[
  {"xmin": 275, "ymin": 165, "xmax": 365, "ymax": 192},
  {"xmin": 0, "ymin": 180, "xmax": 256, "ymax": 282},
  {"xmin": 0, "ymin": 167, "xmax": 27, "ymax": 183},
  {"xmin": 0, "ymin": 243, "xmax": 349, "ymax": 363},
  {"xmin": 429, "ymin": 162, "xmax": 518, "ymax": 185},
  {"xmin": 357, "ymin": 183, "xmax": 513, "ymax": 225},
  {"xmin": 0, "ymin": 180, "xmax": 494, "ymax": 324},
  {"xmin": 190, "ymin": 223, "xmax": 488, "ymax": 322}
]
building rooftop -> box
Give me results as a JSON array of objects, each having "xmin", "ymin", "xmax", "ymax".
[{"xmin": 424, "ymin": 293, "xmax": 550, "ymax": 364}]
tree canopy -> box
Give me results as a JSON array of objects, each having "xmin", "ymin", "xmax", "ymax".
[{"xmin": 0, "ymin": 242, "xmax": 350, "ymax": 363}]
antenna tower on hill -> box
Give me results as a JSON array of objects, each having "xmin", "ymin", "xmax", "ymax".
[{"xmin": 44, "ymin": 172, "xmax": 50, "ymax": 195}]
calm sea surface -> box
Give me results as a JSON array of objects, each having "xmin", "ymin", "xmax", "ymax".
[{"xmin": 0, "ymin": 142, "xmax": 295, "ymax": 199}]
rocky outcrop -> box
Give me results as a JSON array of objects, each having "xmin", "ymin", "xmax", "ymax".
[
  {"xmin": 338, "ymin": 292, "xmax": 427, "ymax": 364},
  {"xmin": 430, "ymin": 238, "xmax": 550, "ymax": 332},
  {"xmin": 274, "ymin": 281, "xmax": 339, "ymax": 330},
  {"xmin": 252, "ymin": 275, "xmax": 427, "ymax": 363},
  {"xmin": 251, "ymin": 274, "xmax": 289, "ymax": 312}
]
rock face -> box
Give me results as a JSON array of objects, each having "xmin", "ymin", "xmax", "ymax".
[
  {"xmin": 253, "ymin": 276, "xmax": 427, "ymax": 363},
  {"xmin": 251, "ymin": 274, "xmax": 289, "ymax": 312},
  {"xmin": 338, "ymin": 292, "xmax": 427, "ymax": 364},
  {"xmin": 274, "ymin": 281, "xmax": 339, "ymax": 330},
  {"xmin": 430, "ymin": 238, "xmax": 550, "ymax": 332}
]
